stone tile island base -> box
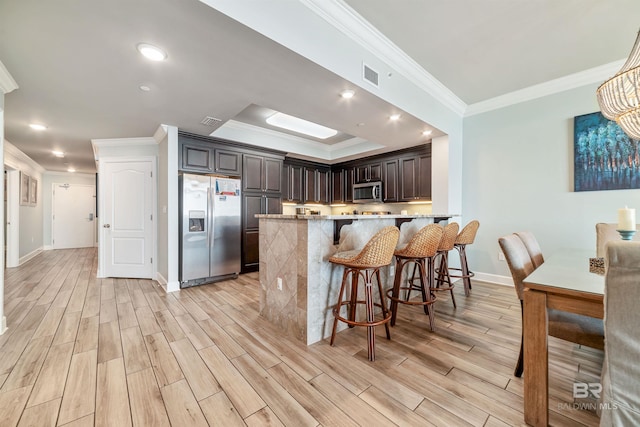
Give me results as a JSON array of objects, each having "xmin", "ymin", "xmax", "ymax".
[{"xmin": 257, "ymin": 214, "xmax": 454, "ymax": 345}]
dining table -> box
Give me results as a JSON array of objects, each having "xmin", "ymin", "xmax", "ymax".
[{"xmin": 522, "ymin": 249, "xmax": 604, "ymax": 426}]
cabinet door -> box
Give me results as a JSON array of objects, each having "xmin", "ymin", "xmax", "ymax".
[
  {"xmin": 417, "ymin": 154, "xmax": 432, "ymax": 199},
  {"xmin": 243, "ymin": 155, "xmax": 264, "ymax": 192},
  {"xmin": 290, "ymin": 164, "xmax": 303, "ymax": 202},
  {"xmin": 356, "ymin": 162, "xmax": 382, "ymax": 182},
  {"xmin": 243, "ymin": 230, "xmax": 260, "ymax": 272},
  {"xmin": 243, "ymin": 194, "xmax": 262, "ymax": 230},
  {"xmin": 369, "ymin": 162, "xmax": 382, "ymax": 181},
  {"xmin": 264, "ymin": 195, "xmax": 283, "ymax": 214},
  {"xmin": 331, "ymin": 169, "xmax": 344, "ymax": 204},
  {"xmin": 400, "ymin": 157, "xmax": 418, "ymax": 201},
  {"xmin": 281, "ymin": 164, "xmax": 291, "ymax": 201},
  {"xmin": 356, "ymin": 165, "xmax": 369, "ymax": 183},
  {"xmin": 304, "ymin": 168, "xmax": 317, "ymax": 203},
  {"xmin": 215, "ymin": 149, "xmax": 241, "ymax": 175},
  {"xmin": 383, "ymin": 160, "xmax": 398, "ymax": 202},
  {"xmin": 317, "ymin": 169, "xmax": 330, "ymax": 204},
  {"xmin": 182, "ymin": 143, "xmax": 213, "ymax": 173},
  {"xmin": 264, "ymin": 157, "xmax": 282, "ymax": 193},
  {"xmin": 345, "ymin": 167, "xmax": 355, "ymax": 202}
]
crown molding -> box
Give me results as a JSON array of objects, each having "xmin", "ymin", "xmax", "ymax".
[
  {"xmin": 4, "ymin": 140, "xmax": 46, "ymax": 174},
  {"xmin": 465, "ymin": 59, "xmax": 626, "ymax": 117},
  {"xmin": 0, "ymin": 60, "xmax": 18, "ymax": 94},
  {"xmin": 301, "ymin": 0, "xmax": 466, "ymax": 116}
]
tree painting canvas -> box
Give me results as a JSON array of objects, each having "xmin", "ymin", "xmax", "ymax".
[{"xmin": 574, "ymin": 112, "xmax": 640, "ymax": 192}]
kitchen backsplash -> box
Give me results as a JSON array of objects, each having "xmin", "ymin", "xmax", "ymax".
[{"xmin": 282, "ymin": 202, "xmax": 432, "ymax": 216}]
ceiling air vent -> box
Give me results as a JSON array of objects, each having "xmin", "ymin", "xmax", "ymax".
[
  {"xmin": 200, "ymin": 116, "xmax": 222, "ymax": 127},
  {"xmin": 363, "ymin": 63, "xmax": 379, "ymax": 87}
]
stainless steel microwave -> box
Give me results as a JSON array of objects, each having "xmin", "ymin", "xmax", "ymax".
[{"xmin": 353, "ymin": 181, "xmax": 383, "ymax": 204}]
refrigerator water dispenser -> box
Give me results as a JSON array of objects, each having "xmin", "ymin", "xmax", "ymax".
[{"xmin": 188, "ymin": 210, "xmax": 205, "ymax": 232}]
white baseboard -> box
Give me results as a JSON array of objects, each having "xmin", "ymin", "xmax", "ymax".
[
  {"xmin": 472, "ymin": 271, "xmax": 514, "ymax": 287},
  {"xmin": 43, "ymin": 245, "xmax": 53, "ymax": 250},
  {"xmin": 19, "ymin": 247, "xmax": 43, "ymax": 265},
  {"xmin": 156, "ymin": 272, "xmax": 180, "ymax": 293},
  {"xmin": 0, "ymin": 317, "xmax": 6, "ymax": 335}
]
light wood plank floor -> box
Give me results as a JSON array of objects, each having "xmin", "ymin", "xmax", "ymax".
[{"xmin": 0, "ymin": 248, "xmax": 602, "ymax": 426}]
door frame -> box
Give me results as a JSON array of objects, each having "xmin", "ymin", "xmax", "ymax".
[
  {"xmin": 51, "ymin": 182, "xmax": 96, "ymax": 249},
  {"xmin": 5, "ymin": 168, "xmax": 19, "ymax": 268},
  {"xmin": 97, "ymin": 156, "xmax": 157, "ymax": 279}
]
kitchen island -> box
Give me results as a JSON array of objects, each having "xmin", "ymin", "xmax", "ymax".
[{"xmin": 257, "ymin": 213, "xmax": 457, "ymax": 344}]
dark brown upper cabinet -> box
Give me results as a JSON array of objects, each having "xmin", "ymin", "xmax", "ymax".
[
  {"xmin": 214, "ymin": 149, "xmax": 241, "ymax": 176},
  {"xmin": 383, "ymin": 159, "xmax": 399, "ymax": 202},
  {"xmin": 181, "ymin": 142, "xmax": 213, "ymax": 173},
  {"xmin": 356, "ymin": 162, "xmax": 382, "ymax": 183},
  {"xmin": 282, "ymin": 163, "xmax": 304, "ymax": 203},
  {"xmin": 243, "ymin": 154, "xmax": 282, "ymax": 193},
  {"xmin": 399, "ymin": 154, "xmax": 432, "ymax": 201},
  {"xmin": 303, "ymin": 166, "xmax": 330, "ymax": 204}
]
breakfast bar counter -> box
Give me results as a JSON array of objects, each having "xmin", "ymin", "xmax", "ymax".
[{"xmin": 256, "ymin": 213, "xmax": 457, "ymax": 344}]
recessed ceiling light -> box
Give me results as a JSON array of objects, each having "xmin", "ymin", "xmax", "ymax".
[
  {"xmin": 139, "ymin": 85, "xmax": 151, "ymax": 92},
  {"xmin": 67, "ymin": 167, "xmax": 76, "ymax": 173},
  {"xmin": 389, "ymin": 114, "xmax": 401, "ymax": 121},
  {"xmin": 52, "ymin": 150, "xmax": 65, "ymax": 158},
  {"xmin": 422, "ymin": 130, "xmax": 432, "ymax": 136},
  {"xmin": 340, "ymin": 90, "xmax": 355, "ymax": 99},
  {"xmin": 136, "ymin": 43, "xmax": 167, "ymax": 61},
  {"xmin": 266, "ymin": 112, "xmax": 337, "ymax": 139},
  {"xmin": 29, "ymin": 123, "xmax": 47, "ymax": 131},
  {"xmin": 357, "ymin": 122, "xmax": 365, "ymax": 127}
]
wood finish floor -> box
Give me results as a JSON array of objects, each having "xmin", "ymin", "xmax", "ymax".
[{"xmin": 0, "ymin": 248, "xmax": 602, "ymax": 426}]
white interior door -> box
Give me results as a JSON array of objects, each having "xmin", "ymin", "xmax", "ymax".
[
  {"xmin": 52, "ymin": 183, "xmax": 95, "ymax": 249},
  {"xmin": 101, "ymin": 159, "xmax": 154, "ymax": 278}
]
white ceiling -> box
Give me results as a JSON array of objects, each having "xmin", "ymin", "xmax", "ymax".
[{"xmin": 1, "ymin": 0, "xmax": 639, "ymax": 173}]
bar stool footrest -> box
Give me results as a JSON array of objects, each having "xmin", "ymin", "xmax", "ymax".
[
  {"xmin": 332, "ymin": 301, "xmax": 392, "ymax": 328},
  {"xmin": 386, "ymin": 287, "xmax": 437, "ymax": 306},
  {"xmin": 447, "ymin": 266, "xmax": 475, "ymax": 279}
]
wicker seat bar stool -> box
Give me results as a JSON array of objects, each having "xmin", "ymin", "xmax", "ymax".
[
  {"xmin": 449, "ymin": 220, "xmax": 480, "ymax": 297},
  {"xmin": 387, "ymin": 224, "xmax": 443, "ymax": 331},
  {"xmin": 433, "ymin": 222, "xmax": 460, "ymax": 308},
  {"xmin": 329, "ymin": 226, "xmax": 400, "ymax": 361}
]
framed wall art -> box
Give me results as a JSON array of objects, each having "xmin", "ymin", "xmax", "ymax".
[
  {"xmin": 20, "ymin": 171, "xmax": 30, "ymax": 205},
  {"xmin": 574, "ymin": 111, "xmax": 640, "ymax": 192},
  {"xmin": 29, "ymin": 176, "xmax": 38, "ymax": 205}
]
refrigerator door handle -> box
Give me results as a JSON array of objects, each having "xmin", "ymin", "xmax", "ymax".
[{"xmin": 208, "ymin": 187, "xmax": 214, "ymax": 250}]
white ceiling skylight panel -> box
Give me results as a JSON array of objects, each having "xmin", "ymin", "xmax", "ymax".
[{"xmin": 266, "ymin": 112, "xmax": 338, "ymax": 139}]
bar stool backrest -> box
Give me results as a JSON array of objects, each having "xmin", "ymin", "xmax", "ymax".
[
  {"xmin": 397, "ymin": 224, "xmax": 443, "ymax": 258},
  {"xmin": 438, "ymin": 223, "xmax": 459, "ymax": 251},
  {"xmin": 346, "ymin": 226, "xmax": 400, "ymax": 268},
  {"xmin": 455, "ymin": 220, "xmax": 480, "ymax": 245}
]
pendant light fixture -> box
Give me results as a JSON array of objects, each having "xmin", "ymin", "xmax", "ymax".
[{"xmin": 597, "ymin": 30, "xmax": 640, "ymax": 139}]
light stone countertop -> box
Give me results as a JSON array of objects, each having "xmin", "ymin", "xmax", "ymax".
[{"xmin": 256, "ymin": 213, "xmax": 458, "ymax": 220}]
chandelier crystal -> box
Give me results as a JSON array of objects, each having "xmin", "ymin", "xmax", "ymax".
[{"xmin": 597, "ymin": 30, "xmax": 640, "ymax": 140}]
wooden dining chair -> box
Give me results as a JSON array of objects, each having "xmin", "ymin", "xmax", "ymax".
[
  {"xmin": 600, "ymin": 241, "xmax": 640, "ymax": 425},
  {"xmin": 498, "ymin": 234, "xmax": 604, "ymax": 377}
]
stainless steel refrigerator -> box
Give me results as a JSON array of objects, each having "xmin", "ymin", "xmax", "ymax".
[{"xmin": 179, "ymin": 174, "xmax": 241, "ymax": 288}]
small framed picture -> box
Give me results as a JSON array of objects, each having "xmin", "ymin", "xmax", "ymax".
[
  {"xmin": 20, "ymin": 172, "xmax": 30, "ymax": 206},
  {"xmin": 29, "ymin": 177, "xmax": 38, "ymax": 205}
]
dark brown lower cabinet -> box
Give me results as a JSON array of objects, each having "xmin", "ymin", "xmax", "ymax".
[{"xmin": 242, "ymin": 192, "xmax": 282, "ymax": 272}]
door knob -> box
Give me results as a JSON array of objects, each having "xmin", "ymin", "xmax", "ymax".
[{"xmin": 103, "ymin": 224, "xmax": 111, "ymax": 228}]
